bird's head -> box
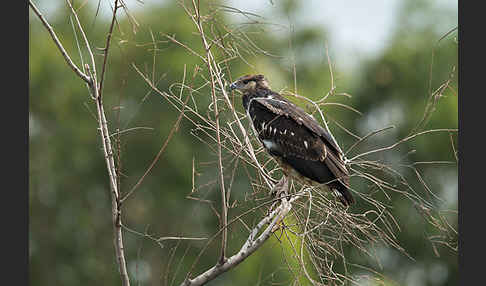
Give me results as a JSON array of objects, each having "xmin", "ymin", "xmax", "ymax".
[{"xmin": 229, "ymin": 74, "xmax": 270, "ymax": 92}]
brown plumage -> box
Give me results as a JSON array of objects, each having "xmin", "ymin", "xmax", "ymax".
[{"xmin": 229, "ymin": 74, "xmax": 354, "ymax": 206}]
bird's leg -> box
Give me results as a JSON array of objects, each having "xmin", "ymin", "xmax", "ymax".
[
  {"xmin": 268, "ymin": 176, "xmax": 289, "ymax": 215},
  {"xmin": 269, "ymin": 176, "xmax": 289, "ymax": 233},
  {"xmin": 270, "ymin": 176, "xmax": 289, "ymax": 198}
]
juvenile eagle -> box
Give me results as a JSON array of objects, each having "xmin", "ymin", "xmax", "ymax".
[{"xmin": 229, "ymin": 74, "xmax": 354, "ymax": 206}]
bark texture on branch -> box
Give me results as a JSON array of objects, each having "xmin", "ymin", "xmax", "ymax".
[
  {"xmin": 29, "ymin": 1, "xmax": 131, "ymax": 285},
  {"xmin": 181, "ymin": 180, "xmax": 300, "ymax": 286}
]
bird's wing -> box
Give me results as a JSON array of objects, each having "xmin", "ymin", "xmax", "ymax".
[
  {"xmin": 248, "ymin": 97, "xmax": 348, "ymax": 177},
  {"xmin": 252, "ymin": 96, "xmax": 344, "ymax": 156},
  {"xmin": 247, "ymin": 97, "xmax": 321, "ymax": 160},
  {"xmin": 248, "ymin": 96, "xmax": 352, "ymax": 204}
]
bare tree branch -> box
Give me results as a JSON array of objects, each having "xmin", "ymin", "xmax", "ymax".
[
  {"xmin": 29, "ymin": 1, "xmax": 131, "ymax": 285},
  {"xmin": 98, "ymin": 0, "xmax": 120, "ymax": 99},
  {"xmin": 65, "ymin": 0, "xmax": 98, "ymax": 86},
  {"xmin": 29, "ymin": 0, "xmax": 90, "ymax": 83},
  {"xmin": 181, "ymin": 185, "xmax": 303, "ymax": 286},
  {"xmin": 349, "ymin": 128, "xmax": 458, "ymax": 161},
  {"xmin": 191, "ymin": 0, "xmax": 229, "ymax": 263}
]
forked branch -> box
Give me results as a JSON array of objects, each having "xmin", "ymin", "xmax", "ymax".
[
  {"xmin": 29, "ymin": 1, "xmax": 90, "ymax": 83},
  {"xmin": 29, "ymin": 1, "xmax": 130, "ymax": 285},
  {"xmin": 181, "ymin": 182, "xmax": 302, "ymax": 286}
]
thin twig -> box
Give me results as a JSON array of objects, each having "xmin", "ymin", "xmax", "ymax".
[
  {"xmin": 98, "ymin": 0, "xmax": 120, "ymax": 99},
  {"xmin": 345, "ymin": 126, "xmax": 395, "ymax": 156},
  {"xmin": 121, "ymin": 82, "xmax": 191, "ymax": 203},
  {"xmin": 65, "ymin": 0, "xmax": 97, "ymax": 85},
  {"xmin": 29, "ymin": 0, "xmax": 90, "ymax": 83},
  {"xmin": 190, "ymin": 0, "xmax": 228, "ymax": 263},
  {"xmin": 349, "ymin": 129, "xmax": 458, "ymax": 161}
]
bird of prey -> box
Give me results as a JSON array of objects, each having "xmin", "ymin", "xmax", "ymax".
[{"xmin": 229, "ymin": 74, "xmax": 354, "ymax": 206}]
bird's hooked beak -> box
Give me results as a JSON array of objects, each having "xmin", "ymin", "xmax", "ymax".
[{"xmin": 228, "ymin": 81, "xmax": 239, "ymax": 91}]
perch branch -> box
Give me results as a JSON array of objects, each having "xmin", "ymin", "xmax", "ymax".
[{"xmin": 181, "ymin": 187, "xmax": 304, "ymax": 286}]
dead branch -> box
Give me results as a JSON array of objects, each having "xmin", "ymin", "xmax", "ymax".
[
  {"xmin": 29, "ymin": 1, "xmax": 130, "ymax": 285},
  {"xmin": 29, "ymin": 1, "xmax": 90, "ymax": 83},
  {"xmin": 181, "ymin": 185, "xmax": 303, "ymax": 286},
  {"xmin": 190, "ymin": 0, "xmax": 229, "ymax": 263}
]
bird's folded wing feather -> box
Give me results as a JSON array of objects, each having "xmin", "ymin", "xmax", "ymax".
[
  {"xmin": 253, "ymin": 96, "xmax": 344, "ymax": 156},
  {"xmin": 249, "ymin": 97, "xmax": 349, "ymax": 182},
  {"xmin": 248, "ymin": 98, "xmax": 322, "ymax": 161},
  {"xmin": 323, "ymin": 148, "xmax": 350, "ymax": 186}
]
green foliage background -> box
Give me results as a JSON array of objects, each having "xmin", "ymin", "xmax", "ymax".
[{"xmin": 29, "ymin": 0, "xmax": 457, "ymax": 285}]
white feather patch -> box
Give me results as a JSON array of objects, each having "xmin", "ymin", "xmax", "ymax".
[{"xmin": 262, "ymin": 139, "xmax": 277, "ymax": 151}]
